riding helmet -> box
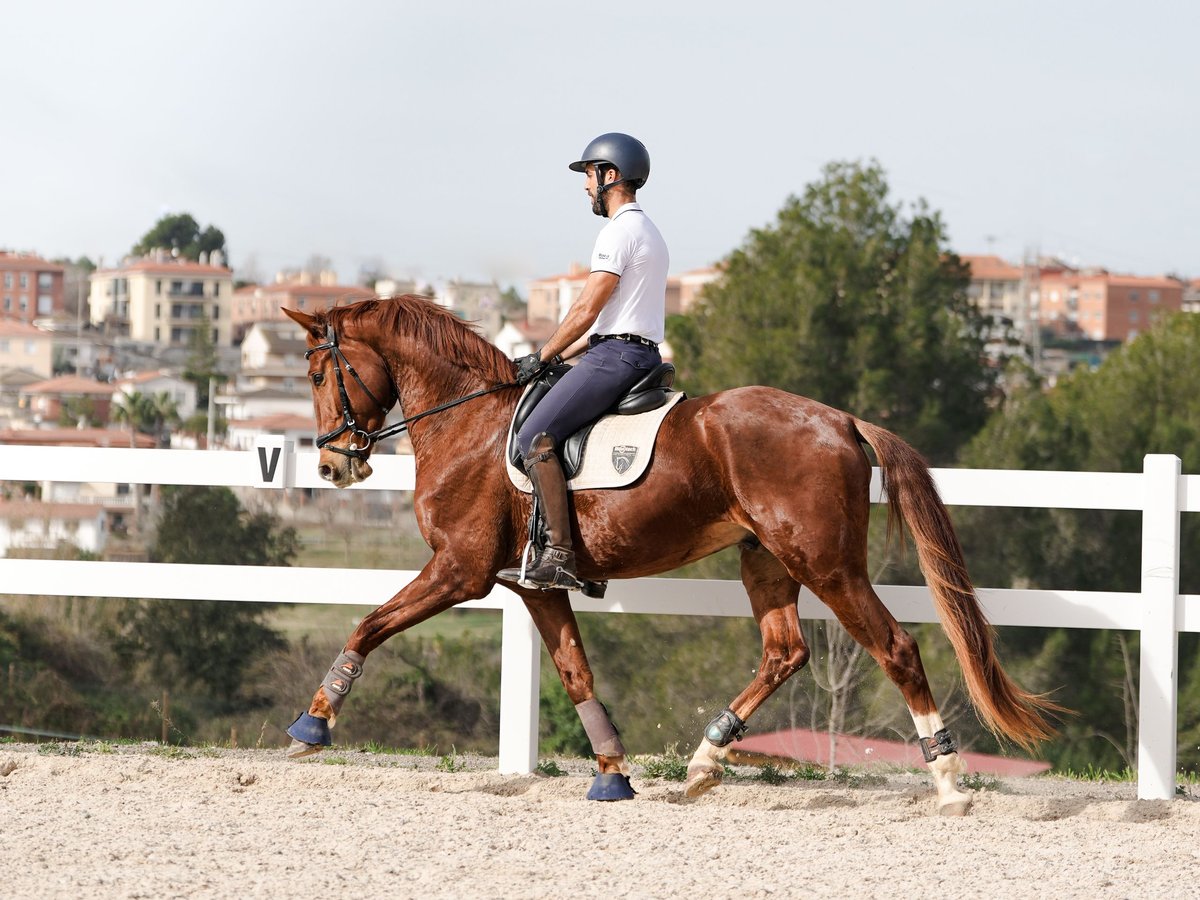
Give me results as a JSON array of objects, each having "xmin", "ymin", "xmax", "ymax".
[{"xmin": 568, "ymin": 133, "xmax": 651, "ymax": 188}]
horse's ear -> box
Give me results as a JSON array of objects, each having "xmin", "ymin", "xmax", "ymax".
[{"xmin": 283, "ymin": 306, "xmax": 322, "ymax": 339}]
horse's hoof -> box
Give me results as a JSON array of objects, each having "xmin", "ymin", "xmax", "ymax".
[
  {"xmin": 286, "ymin": 739, "xmax": 324, "ymax": 759},
  {"xmin": 683, "ymin": 765, "xmax": 723, "ymax": 798},
  {"xmin": 286, "ymin": 712, "xmax": 332, "ymax": 749},
  {"xmin": 587, "ymin": 772, "xmax": 637, "ymax": 801},
  {"xmin": 938, "ymin": 792, "xmax": 973, "ymax": 817}
]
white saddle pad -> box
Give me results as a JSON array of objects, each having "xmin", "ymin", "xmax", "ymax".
[{"xmin": 506, "ymin": 391, "xmax": 685, "ymax": 493}]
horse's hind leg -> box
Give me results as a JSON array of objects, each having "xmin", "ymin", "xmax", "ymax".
[
  {"xmin": 805, "ymin": 568, "xmax": 972, "ymax": 815},
  {"xmin": 684, "ymin": 544, "xmax": 810, "ymax": 798},
  {"xmin": 517, "ymin": 588, "xmax": 635, "ymax": 800}
]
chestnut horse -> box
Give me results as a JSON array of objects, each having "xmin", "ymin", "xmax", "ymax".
[{"xmin": 282, "ymin": 296, "xmax": 1057, "ymax": 814}]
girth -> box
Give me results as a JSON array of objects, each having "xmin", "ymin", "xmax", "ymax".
[{"xmin": 506, "ymin": 361, "xmax": 677, "ymax": 479}]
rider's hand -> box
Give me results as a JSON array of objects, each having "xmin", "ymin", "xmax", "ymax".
[{"xmin": 513, "ymin": 353, "xmax": 546, "ymax": 385}]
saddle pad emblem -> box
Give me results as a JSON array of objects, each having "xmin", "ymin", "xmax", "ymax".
[{"xmin": 612, "ymin": 445, "xmax": 638, "ymax": 474}]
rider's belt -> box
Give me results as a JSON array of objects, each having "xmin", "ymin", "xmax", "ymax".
[{"xmin": 590, "ymin": 333, "xmax": 659, "ymax": 351}]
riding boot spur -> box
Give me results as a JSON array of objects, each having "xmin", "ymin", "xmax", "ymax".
[{"xmin": 498, "ymin": 432, "xmax": 582, "ymax": 590}]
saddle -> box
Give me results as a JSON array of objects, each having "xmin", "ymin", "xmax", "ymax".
[{"xmin": 506, "ymin": 361, "xmax": 678, "ymax": 479}]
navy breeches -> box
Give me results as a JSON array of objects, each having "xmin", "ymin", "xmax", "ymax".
[{"xmin": 517, "ymin": 339, "xmax": 661, "ymax": 457}]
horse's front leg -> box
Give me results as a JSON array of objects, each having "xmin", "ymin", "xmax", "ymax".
[
  {"xmin": 515, "ymin": 587, "xmax": 636, "ymax": 801},
  {"xmin": 286, "ymin": 552, "xmax": 488, "ymax": 757}
]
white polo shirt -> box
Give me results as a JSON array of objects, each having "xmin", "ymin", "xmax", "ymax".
[{"xmin": 589, "ymin": 202, "xmax": 669, "ymax": 344}]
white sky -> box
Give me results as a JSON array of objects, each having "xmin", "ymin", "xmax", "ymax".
[{"xmin": 2, "ymin": 1, "xmax": 1196, "ymax": 290}]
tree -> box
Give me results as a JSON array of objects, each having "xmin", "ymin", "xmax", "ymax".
[
  {"xmin": 183, "ymin": 313, "xmax": 223, "ymax": 409},
  {"xmin": 666, "ymin": 160, "xmax": 994, "ymax": 464},
  {"xmin": 112, "ymin": 486, "xmax": 297, "ymax": 707},
  {"xmin": 955, "ymin": 311, "xmax": 1200, "ymax": 771},
  {"xmin": 131, "ymin": 213, "xmax": 227, "ymax": 262}
]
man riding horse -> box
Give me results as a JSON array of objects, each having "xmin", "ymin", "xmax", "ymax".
[{"xmin": 498, "ymin": 132, "xmax": 668, "ymax": 592}]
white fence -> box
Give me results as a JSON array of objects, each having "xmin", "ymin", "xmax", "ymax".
[{"xmin": 0, "ymin": 437, "xmax": 1195, "ymax": 800}]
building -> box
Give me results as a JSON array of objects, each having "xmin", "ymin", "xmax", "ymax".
[
  {"xmin": 1183, "ymin": 278, "xmax": 1200, "ymax": 315},
  {"xmin": 438, "ymin": 279, "xmax": 504, "ymax": 338},
  {"xmin": 19, "ymin": 375, "xmax": 117, "ymax": 426},
  {"xmin": 0, "ymin": 500, "xmax": 109, "ymax": 557},
  {"xmin": 0, "ymin": 251, "xmax": 66, "ymax": 324},
  {"xmin": 88, "ymin": 253, "xmax": 235, "ymax": 347},
  {"xmin": 111, "ymin": 370, "xmax": 199, "ymax": 422},
  {"xmin": 225, "ymin": 412, "xmax": 317, "ymax": 451},
  {"xmin": 239, "ymin": 320, "xmax": 308, "ymax": 391},
  {"xmin": 669, "ymin": 266, "xmax": 722, "ymax": 315},
  {"xmin": 526, "ymin": 264, "xmax": 589, "ymax": 323},
  {"xmin": 1039, "ymin": 270, "xmax": 1183, "ymax": 342},
  {"xmin": 961, "ymin": 254, "xmax": 1026, "ymax": 325},
  {"xmin": 231, "ymin": 279, "xmax": 375, "ymax": 340},
  {"xmin": 492, "ymin": 318, "xmax": 558, "ymax": 359},
  {"xmin": 0, "ymin": 320, "xmax": 55, "ymax": 379}
]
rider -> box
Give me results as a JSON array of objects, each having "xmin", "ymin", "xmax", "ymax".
[{"xmin": 497, "ymin": 132, "xmax": 669, "ymax": 591}]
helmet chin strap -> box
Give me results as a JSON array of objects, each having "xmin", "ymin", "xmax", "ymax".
[{"xmin": 593, "ymin": 164, "xmax": 628, "ymax": 218}]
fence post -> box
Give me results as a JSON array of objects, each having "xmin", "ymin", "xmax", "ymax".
[
  {"xmin": 497, "ymin": 595, "xmax": 540, "ymax": 774},
  {"xmin": 1137, "ymin": 454, "xmax": 1181, "ymax": 800}
]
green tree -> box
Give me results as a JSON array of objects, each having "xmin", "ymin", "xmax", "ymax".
[
  {"xmin": 956, "ymin": 311, "xmax": 1200, "ymax": 771},
  {"xmin": 183, "ymin": 313, "xmax": 224, "ymax": 408},
  {"xmin": 131, "ymin": 213, "xmax": 227, "ymax": 262},
  {"xmin": 112, "ymin": 486, "xmax": 297, "ymax": 706},
  {"xmin": 667, "ymin": 160, "xmax": 993, "ymax": 463}
]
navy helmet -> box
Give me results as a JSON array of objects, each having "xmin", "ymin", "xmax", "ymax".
[{"xmin": 568, "ymin": 133, "xmax": 650, "ymax": 189}]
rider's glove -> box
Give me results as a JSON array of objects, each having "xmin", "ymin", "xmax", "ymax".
[{"xmin": 513, "ymin": 353, "xmax": 547, "ymax": 385}]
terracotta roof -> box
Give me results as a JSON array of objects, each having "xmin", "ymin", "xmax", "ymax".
[
  {"xmin": 961, "ymin": 254, "xmax": 1023, "ymax": 282},
  {"xmin": 733, "ymin": 728, "xmax": 1050, "ymax": 777},
  {"xmin": 0, "ymin": 500, "xmax": 107, "ymax": 521},
  {"xmin": 0, "ymin": 427, "xmax": 155, "ymax": 448},
  {"xmin": 0, "ymin": 252, "xmax": 65, "ymax": 272},
  {"xmin": 1097, "ymin": 274, "xmax": 1182, "ymax": 289},
  {"xmin": 115, "ymin": 370, "xmax": 185, "ymax": 386},
  {"xmin": 95, "ymin": 258, "xmax": 232, "ymax": 276},
  {"xmin": 528, "ymin": 270, "xmax": 590, "ymax": 285},
  {"xmin": 20, "ymin": 375, "xmax": 116, "ymax": 395},
  {"xmin": 235, "ymin": 283, "xmax": 375, "ymax": 299},
  {"xmin": 0, "ymin": 320, "xmax": 53, "ymax": 338}
]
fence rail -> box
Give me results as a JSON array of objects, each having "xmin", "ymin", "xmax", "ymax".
[{"xmin": 0, "ymin": 436, "xmax": 1193, "ymax": 800}]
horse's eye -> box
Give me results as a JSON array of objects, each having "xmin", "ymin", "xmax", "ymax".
[{"xmin": 311, "ymin": 373, "xmax": 325, "ymax": 387}]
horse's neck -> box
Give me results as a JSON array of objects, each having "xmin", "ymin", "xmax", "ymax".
[{"xmin": 389, "ymin": 350, "xmax": 512, "ymax": 457}]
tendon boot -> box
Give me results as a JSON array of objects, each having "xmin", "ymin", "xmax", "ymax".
[{"xmin": 497, "ymin": 433, "xmax": 582, "ymax": 591}]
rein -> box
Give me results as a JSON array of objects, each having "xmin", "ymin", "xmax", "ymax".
[{"xmin": 305, "ymin": 324, "xmax": 516, "ymax": 460}]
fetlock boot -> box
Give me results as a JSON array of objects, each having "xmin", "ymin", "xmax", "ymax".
[{"xmin": 498, "ymin": 433, "xmax": 581, "ymax": 590}]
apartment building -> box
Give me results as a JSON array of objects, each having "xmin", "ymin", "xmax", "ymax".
[
  {"xmin": 231, "ymin": 278, "xmax": 375, "ymax": 340},
  {"xmin": 0, "ymin": 251, "xmax": 65, "ymax": 323},
  {"xmin": 1039, "ymin": 270, "xmax": 1183, "ymax": 342},
  {"xmin": 0, "ymin": 320, "xmax": 55, "ymax": 378},
  {"xmin": 89, "ymin": 252, "xmax": 235, "ymax": 347}
]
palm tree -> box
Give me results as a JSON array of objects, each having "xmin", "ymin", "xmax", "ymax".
[{"xmin": 111, "ymin": 390, "xmax": 179, "ymax": 536}]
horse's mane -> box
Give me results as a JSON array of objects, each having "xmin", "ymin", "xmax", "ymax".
[{"xmin": 320, "ymin": 295, "xmax": 515, "ymax": 385}]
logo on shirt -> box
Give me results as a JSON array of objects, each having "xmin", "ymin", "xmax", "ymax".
[{"xmin": 597, "ymin": 252, "xmax": 610, "ymax": 260}]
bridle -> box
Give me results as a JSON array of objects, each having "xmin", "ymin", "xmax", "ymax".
[{"xmin": 305, "ymin": 324, "xmax": 516, "ymax": 460}]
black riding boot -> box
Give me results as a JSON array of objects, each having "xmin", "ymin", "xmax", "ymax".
[{"xmin": 498, "ymin": 433, "xmax": 581, "ymax": 590}]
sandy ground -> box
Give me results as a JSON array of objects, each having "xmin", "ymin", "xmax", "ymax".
[{"xmin": 2, "ymin": 743, "xmax": 1198, "ymax": 900}]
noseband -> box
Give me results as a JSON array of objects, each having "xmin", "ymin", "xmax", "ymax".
[{"xmin": 305, "ymin": 324, "xmax": 517, "ymax": 460}]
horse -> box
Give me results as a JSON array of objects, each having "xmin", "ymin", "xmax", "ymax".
[{"xmin": 281, "ymin": 295, "xmax": 1059, "ymax": 815}]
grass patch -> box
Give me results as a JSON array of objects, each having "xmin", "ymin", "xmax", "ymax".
[
  {"xmin": 436, "ymin": 749, "xmax": 465, "ymax": 773},
  {"xmin": 148, "ymin": 745, "xmax": 195, "ymax": 759},
  {"xmin": 829, "ymin": 768, "xmax": 887, "ymax": 788},
  {"xmin": 637, "ymin": 749, "xmax": 689, "ymax": 782},
  {"xmin": 37, "ymin": 742, "xmax": 82, "ymax": 757},
  {"xmin": 961, "ymin": 772, "xmax": 1002, "ymax": 792},
  {"xmin": 321, "ymin": 756, "xmax": 349, "ymax": 766},
  {"xmin": 535, "ymin": 760, "xmax": 567, "ymax": 777},
  {"xmin": 755, "ymin": 764, "xmax": 789, "ymax": 785},
  {"xmin": 1051, "ymin": 764, "xmax": 1136, "ymax": 783},
  {"xmin": 355, "ymin": 741, "xmax": 439, "ymax": 756}
]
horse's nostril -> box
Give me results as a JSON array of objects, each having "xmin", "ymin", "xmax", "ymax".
[{"xmin": 318, "ymin": 464, "xmax": 333, "ymax": 481}]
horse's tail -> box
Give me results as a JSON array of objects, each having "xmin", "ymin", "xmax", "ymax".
[{"xmin": 853, "ymin": 418, "xmax": 1063, "ymax": 751}]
